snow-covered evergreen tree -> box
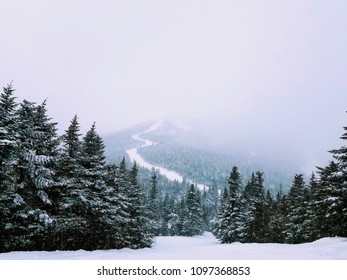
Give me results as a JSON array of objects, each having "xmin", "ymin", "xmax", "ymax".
[
  {"xmin": 14, "ymin": 99, "xmax": 58, "ymax": 250},
  {"xmin": 181, "ymin": 184, "xmax": 203, "ymax": 236},
  {"xmin": 0, "ymin": 84, "xmax": 23, "ymax": 252},
  {"xmin": 212, "ymin": 187, "xmax": 229, "ymax": 241},
  {"xmin": 147, "ymin": 171, "xmax": 160, "ymax": 235},
  {"xmin": 328, "ymin": 121, "xmax": 347, "ymax": 237},
  {"xmin": 245, "ymin": 171, "xmax": 266, "ymax": 242},
  {"xmin": 111, "ymin": 157, "xmax": 132, "ymax": 247},
  {"xmin": 126, "ymin": 162, "xmax": 153, "ymax": 248},
  {"xmin": 284, "ymin": 174, "xmax": 311, "ymax": 243},
  {"xmin": 215, "ymin": 167, "xmax": 246, "ymax": 243},
  {"xmin": 53, "ymin": 115, "xmax": 89, "ymax": 250},
  {"xmin": 79, "ymin": 122, "xmax": 112, "ymax": 249},
  {"xmin": 313, "ymin": 161, "xmax": 346, "ymax": 238},
  {"xmin": 267, "ymin": 190, "xmax": 288, "ymax": 243}
]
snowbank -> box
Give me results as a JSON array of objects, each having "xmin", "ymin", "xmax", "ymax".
[{"xmin": 1, "ymin": 232, "xmax": 346, "ymax": 260}]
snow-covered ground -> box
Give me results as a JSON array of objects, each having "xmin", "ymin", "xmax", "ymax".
[
  {"xmin": 126, "ymin": 121, "xmax": 208, "ymax": 190},
  {"xmin": 1, "ymin": 232, "xmax": 346, "ymax": 260}
]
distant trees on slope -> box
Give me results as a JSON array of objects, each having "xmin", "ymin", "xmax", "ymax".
[{"xmin": 213, "ymin": 118, "xmax": 347, "ymax": 243}]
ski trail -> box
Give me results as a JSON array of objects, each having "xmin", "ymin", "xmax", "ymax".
[{"xmin": 126, "ymin": 121, "xmax": 208, "ymax": 190}]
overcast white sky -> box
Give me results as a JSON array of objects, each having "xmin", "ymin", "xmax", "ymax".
[{"xmin": 1, "ymin": 0, "xmax": 346, "ymax": 170}]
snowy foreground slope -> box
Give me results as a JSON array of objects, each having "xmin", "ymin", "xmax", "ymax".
[{"xmin": 1, "ymin": 232, "xmax": 346, "ymax": 260}]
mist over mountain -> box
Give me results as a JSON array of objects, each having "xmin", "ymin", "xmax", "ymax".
[{"xmin": 104, "ymin": 116, "xmax": 302, "ymax": 193}]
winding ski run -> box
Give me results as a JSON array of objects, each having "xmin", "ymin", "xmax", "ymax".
[{"xmin": 126, "ymin": 121, "xmax": 207, "ymax": 190}]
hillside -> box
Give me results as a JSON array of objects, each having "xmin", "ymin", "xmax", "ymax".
[{"xmin": 103, "ymin": 118, "xmax": 300, "ymax": 193}]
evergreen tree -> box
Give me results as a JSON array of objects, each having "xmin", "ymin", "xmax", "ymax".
[
  {"xmin": 181, "ymin": 184, "xmax": 203, "ymax": 236},
  {"xmin": 102, "ymin": 162, "xmax": 129, "ymax": 249},
  {"xmin": 246, "ymin": 171, "xmax": 266, "ymax": 242},
  {"xmin": 13, "ymin": 100, "xmax": 59, "ymax": 250},
  {"xmin": 284, "ymin": 174, "xmax": 311, "ymax": 243},
  {"xmin": 53, "ymin": 115, "xmax": 87, "ymax": 250},
  {"xmin": 313, "ymin": 161, "xmax": 346, "ymax": 238},
  {"xmin": 79, "ymin": 122, "xmax": 110, "ymax": 249},
  {"xmin": 159, "ymin": 193, "xmax": 169, "ymax": 236},
  {"xmin": 217, "ymin": 166, "xmax": 246, "ymax": 243},
  {"xmin": 127, "ymin": 162, "xmax": 153, "ymax": 248},
  {"xmin": 267, "ymin": 190, "xmax": 288, "ymax": 243},
  {"xmin": 202, "ymin": 179, "xmax": 219, "ymax": 230},
  {"xmin": 147, "ymin": 171, "xmax": 160, "ymax": 235},
  {"xmin": 212, "ymin": 187, "xmax": 229, "ymax": 241},
  {"xmin": 305, "ymin": 172, "xmax": 320, "ymax": 241},
  {"xmin": 0, "ymin": 84, "xmax": 22, "ymax": 252},
  {"xmin": 328, "ymin": 120, "xmax": 347, "ymax": 236}
]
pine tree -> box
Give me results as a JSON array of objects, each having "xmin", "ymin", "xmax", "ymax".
[
  {"xmin": 313, "ymin": 161, "xmax": 346, "ymax": 238},
  {"xmin": 328, "ymin": 119, "xmax": 347, "ymax": 236},
  {"xmin": 284, "ymin": 174, "xmax": 311, "ymax": 243},
  {"xmin": 212, "ymin": 187, "xmax": 229, "ymax": 241},
  {"xmin": 305, "ymin": 172, "xmax": 320, "ymax": 241},
  {"xmin": 181, "ymin": 184, "xmax": 203, "ymax": 236},
  {"xmin": 202, "ymin": 179, "xmax": 219, "ymax": 230},
  {"xmin": 61, "ymin": 121, "xmax": 111, "ymax": 250},
  {"xmin": 246, "ymin": 171, "xmax": 266, "ymax": 242},
  {"xmin": 147, "ymin": 171, "xmax": 160, "ymax": 235},
  {"xmin": 111, "ymin": 157, "xmax": 132, "ymax": 247},
  {"xmin": 267, "ymin": 190, "xmax": 288, "ymax": 243},
  {"xmin": 217, "ymin": 166, "xmax": 246, "ymax": 243},
  {"xmin": 127, "ymin": 162, "xmax": 153, "ymax": 248},
  {"xmin": 53, "ymin": 115, "xmax": 88, "ymax": 250},
  {"xmin": 0, "ymin": 83, "xmax": 23, "ymax": 252},
  {"xmin": 0, "ymin": 83, "xmax": 18, "ymax": 180},
  {"xmin": 13, "ymin": 100, "xmax": 59, "ymax": 250}
]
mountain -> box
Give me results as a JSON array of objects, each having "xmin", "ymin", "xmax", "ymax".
[{"xmin": 103, "ymin": 117, "xmax": 301, "ymax": 193}]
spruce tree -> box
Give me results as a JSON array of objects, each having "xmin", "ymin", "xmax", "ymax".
[
  {"xmin": 284, "ymin": 174, "xmax": 311, "ymax": 243},
  {"xmin": 212, "ymin": 187, "xmax": 229, "ymax": 241},
  {"xmin": 79, "ymin": 122, "xmax": 110, "ymax": 249},
  {"xmin": 246, "ymin": 171, "xmax": 266, "ymax": 242},
  {"xmin": 181, "ymin": 184, "xmax": 203, "ymax": 236},
  {"xmin": 313, "ymin": 161, "xmax": 345, "ymax": 238},
  {"xmin": 328, "ymin": 120, "xmax": 347, "ymax": 236},
  {"xmin": 127, "ymin": 162, "xmax": 153, "ymax": 248},
  {"xmin": 0, "ymin": 84, "xmax": 22, "ymax": 252},
  {"xmin": 14, "ymin": 100, "xmax": 59, "ymax": 250},
  {"xmin": 217, "ymin": 166, "xmax": 246, "ymax": 243},
  {"xmin": 267, "ymin": 190, "xmax": 288, "ymax": 243},
  {"xmin": 147, "ymin": 171, "xmax": 160, "ymax": 235},
  {"xmin": 54, "ymin": 115, "xmax": 88, "ymax": 250}
]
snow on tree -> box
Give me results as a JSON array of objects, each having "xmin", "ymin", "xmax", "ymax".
[
  {"xmin": 215, "ymin": 167, "xmax": 246, "ymax": 243},
  {"xmin": 283, "ymin": 174, "xmax": 311, "ymax": 243},
  {"xmin": 147, "ymin": 170, "xmax": 160, "ymax": 235},
  {"xmin": 53, "ymin": 115, "xmax": 89, "ymax": 250},
  {"xmin": 13, "ymin": 99, "xmax": 58, "ymax": 250},
  {"xmin": 0, "ymin": 83, "xmax": 22, "ymax": 252},
  {"xmin": 328, "ymin": 119, "xmax": 347, "ymax": 237},
  {"xmin": 181, "ymin": 184, "xmax": 204, "ymax": 236},
  {"xmin": 126, "ymin": 162, "xmax": 153, "ymax": 248},
  {"xmin": 244, "ymin": 171, "xmax": 267, "ymax": 242}
]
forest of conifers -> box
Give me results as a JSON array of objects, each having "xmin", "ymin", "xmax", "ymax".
[{"xmin": 0, "ymin": 83, "xmax": 346, "ymax": 252}]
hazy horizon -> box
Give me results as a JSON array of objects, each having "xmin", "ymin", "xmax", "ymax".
[{"xmin": 1, "ymin": 0, "xmax": 346, "ymax": 172}]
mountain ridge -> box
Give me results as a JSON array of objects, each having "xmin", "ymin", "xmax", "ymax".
[{"xmin": 103, "ymin": 117, "xmax": 300, "ymax": 193}]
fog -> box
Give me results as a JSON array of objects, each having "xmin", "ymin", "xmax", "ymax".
[{"xmin": 1, "ymin": 0, "xmax": 346, "ymax": 171}]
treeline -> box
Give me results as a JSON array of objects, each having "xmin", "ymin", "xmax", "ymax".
[
  {"xmin": 213, "ymin": 123, "xmax": 347, "ymax": 243},
  {"xmin": 0, "ymin": 84, "xmax": 155, "ymax": 252},
  {"xmin": 138, "ymin": 142, "xmax": 295, "ymax": 194},
  {"xmin": 147, "ymin": 172, "xmax": 218, "ymax": 237}
]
